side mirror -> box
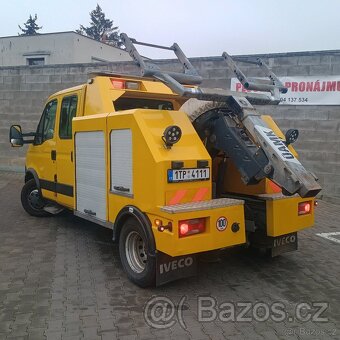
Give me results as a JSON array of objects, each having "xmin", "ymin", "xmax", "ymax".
[
  {"xmin": 285, "ymin": 129, "xmax": 299, "ymax": 146},
  {"xmin": 9, "ymin": 125, "xmax": 24, "ymax": 147}
]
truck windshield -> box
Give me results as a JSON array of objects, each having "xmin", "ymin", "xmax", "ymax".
[{"xmin": 114, "ymin": 98, "xmax": 174, "ymax": 111}]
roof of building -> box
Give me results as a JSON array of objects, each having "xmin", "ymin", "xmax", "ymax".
[{"xmin": 0, "ymin": 31, "xmax": 124, "ymax": 52}]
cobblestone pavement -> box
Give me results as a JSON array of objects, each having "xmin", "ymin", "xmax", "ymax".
[{"xmin": 0, "ymin": 172, "xmax": 339, "ymax": 340}]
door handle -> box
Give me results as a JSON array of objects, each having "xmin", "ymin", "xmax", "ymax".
[
  {"xmin": 84, "ymin": 209, "xmax": 96, "ymax": 216},
  {"xmin": 51, "ymin": 150, "xmax": 56, "ymax": 160},
  {"xmin": 113, "ymin": 186, "xmax": 130, "ymax": 192}
]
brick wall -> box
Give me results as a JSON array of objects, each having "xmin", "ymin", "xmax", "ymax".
[{"xmin": 1, "ymin": 50, "xmax": 340, "ymax": 198}]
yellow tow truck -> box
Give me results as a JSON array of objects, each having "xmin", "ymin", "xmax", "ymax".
[{"xmin": 9, "ymin": 34, "xmax": 321, "ymax": 286}]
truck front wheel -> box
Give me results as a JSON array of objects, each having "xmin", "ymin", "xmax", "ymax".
[
  {"xmin": 119, "ymin": 217, "xmax": 156, "ymax": 287},
  {"xmin": 21, "ymin": 179, "xmax": 50, "ymax": 217}
]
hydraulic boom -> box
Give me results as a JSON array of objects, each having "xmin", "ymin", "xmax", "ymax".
[{"xmin": 121, "ymin": 34, "xmax": 321, "ymax": 198}]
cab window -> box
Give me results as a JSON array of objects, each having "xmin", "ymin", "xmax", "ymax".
[
  {"xmin": 114, "ymin": 97, "xmax": 174, "ymax": 111},
  {"xmin": 59, "ymin": 96, "xmax": 78, "ymax": 139},
  {"xmin": 35, "ymin": 99, "xmax": 58, "ymax": 144}
]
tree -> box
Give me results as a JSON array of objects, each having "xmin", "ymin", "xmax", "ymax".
[
  {"xmin": 77, "ymin": 4, "xmax": 123, "ymax": 48},
  {"xmin": 19, "ymin": 14, "xmax": 42, "ymax": 36}
]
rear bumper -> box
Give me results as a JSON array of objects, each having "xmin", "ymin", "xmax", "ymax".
[
  {"xmin": 261, "ymin": 194, "xmax": 315, "ymax": 237},
  {"xmin": 147, "ymin": 198, "xmax": 246, "ymax": 257}
]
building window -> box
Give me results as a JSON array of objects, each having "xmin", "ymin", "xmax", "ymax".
[{"xmin": 27, "ymin": 57, "xmax": 45, "ymax": 66}]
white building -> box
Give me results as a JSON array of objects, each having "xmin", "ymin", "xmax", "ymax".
[{"xmin": 0, "ymin": 31, "xmax": 131, "ymax": 66}]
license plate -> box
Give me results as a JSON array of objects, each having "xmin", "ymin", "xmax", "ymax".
[{"xmin": 167, "ymin": 168, "xmax": 210, "ymax": 183}]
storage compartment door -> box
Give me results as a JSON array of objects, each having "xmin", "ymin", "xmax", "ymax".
[
  {"xmin": 110, "ymin": 129, "xmax": 133, "ymax": 196},
  {"xmin": 75, "ymin": 131, "xmax": 106, "ymax": 221}
]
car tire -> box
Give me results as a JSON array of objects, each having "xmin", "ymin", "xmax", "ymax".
[
  {"xmin": 21, "ymin": 179, "xmax": 50, "ymax": 217},
  {"xmin": 119, "ymin": 217, "xmax": 156, "ymax": 287}
]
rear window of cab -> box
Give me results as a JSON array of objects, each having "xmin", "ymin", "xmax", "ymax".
[{"xmin": 114, "ymin": 97, "xmax": 174, "ymax": 111}]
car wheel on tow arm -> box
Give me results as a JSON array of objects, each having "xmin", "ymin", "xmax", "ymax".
[
  {"xmin": 21, "ymin": 179, "xmax": 50, "ymax": 217},
  {"xmin": 119, "ymin": 217, "xmax": 156, "ymax": 287}
]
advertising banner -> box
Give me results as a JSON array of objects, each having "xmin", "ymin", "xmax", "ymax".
[{"xmin": 230, "ymin": 76, "xmax": 340, "ymax": 105}]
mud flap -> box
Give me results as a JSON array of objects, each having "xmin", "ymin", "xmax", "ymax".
[
  {"xmin": 249, "ymin": 231, "xmax": 298, "ymax": 257},
  {"xmin": 271, "ymin": 232, "xmax": 298, "ymax": 257},
  {"xmin": 156, "ymin": 251, "xmax": 197, "ymax": 286}
]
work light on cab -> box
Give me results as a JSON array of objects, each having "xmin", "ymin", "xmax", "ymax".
[{"xmin": 179, "ymin": 218, "xmax": 205, "ymax": 238}]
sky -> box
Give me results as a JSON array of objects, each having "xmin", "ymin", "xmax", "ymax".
[{"xmin": 1, "ymin": 0, "xmax": 340, "ymax": 58}]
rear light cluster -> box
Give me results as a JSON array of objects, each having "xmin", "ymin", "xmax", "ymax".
[
  {"xmin": 179, "ymin": 218, "xmax": 205, "ymax": 238},
  {"xmin": 298, "ymin": 201, "xmax": 312, "ymax": 215},
  {"xmin": 155, "ymin": 219, "xmax": 172, "ymax": 232},
  {"xmin": 155, "ymin": 218, "xmax": 206, "ymax": 237},
  {"xmin": 111, "ymin": 78, "xmax": 140, "ymax": 90}
]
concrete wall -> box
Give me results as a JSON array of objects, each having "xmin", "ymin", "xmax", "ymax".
[
  {"xmin": 0, "ymin": 32, "xmax": 131, "ymax": 66},
  {"xmin": 1, "ymin": 50, "xmax": 340, "ymax": 198}
]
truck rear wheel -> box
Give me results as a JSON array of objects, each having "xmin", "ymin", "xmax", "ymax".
[
  {"xmin": 119, "ymin": 217, "xmax": 156, "ymax": 287},
  {"xmin": 21, "ymin": 179, "xmax": 50, "ymax": 217}
]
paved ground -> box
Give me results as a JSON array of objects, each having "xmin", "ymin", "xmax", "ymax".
[{"xmin": 0, "ymin": 172, "xmax": 339, "ymax": 340}]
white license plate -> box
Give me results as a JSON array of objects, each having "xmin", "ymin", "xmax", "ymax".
[{"xmin": 167, "ymin": 168, "xmax": 210, "ymax": 183}]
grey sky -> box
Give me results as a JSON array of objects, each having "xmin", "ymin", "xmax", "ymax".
[{"xmin": 1, "ymin": 0, "xmax": 340, "ymax": 58}]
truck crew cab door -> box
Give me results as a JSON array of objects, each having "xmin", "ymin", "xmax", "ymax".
[
  {"xmin": 55, "ymin": 93, "xmax": 79, "ymax": 208},
  {"xmin": 28, "ymin": 99, "xmax": 58, "ymax": 201}
]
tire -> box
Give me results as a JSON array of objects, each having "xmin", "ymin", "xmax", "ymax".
[
  {"xmin": 119, "ymin": 217, "xmax": 156, "ymax": 287},
  {"xmin": 21, "ymin": 179, "xmax": 50, "ymax": 217}
]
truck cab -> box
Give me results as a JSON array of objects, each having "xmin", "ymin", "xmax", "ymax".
[{"xmin": 24, "ymin": 86, "xmax": 84, "ymax": 209}]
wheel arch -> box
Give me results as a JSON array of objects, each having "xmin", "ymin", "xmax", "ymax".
[
  {"xmin": 25, "ymin": 168, "xmax": 41, "ymax": 196},
  {"xmin": 113, "ymin": 206, "xmax": 156, "ymax": 256}
]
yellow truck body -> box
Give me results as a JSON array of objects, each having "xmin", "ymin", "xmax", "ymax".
[{"xmin": 12, "ymin": 74, "xmax": 316, "ymax": 286}]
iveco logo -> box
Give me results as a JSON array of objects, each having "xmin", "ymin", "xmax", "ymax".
[
  {"xmin": 159, "ymin": 257, "xmax": 194, "ymax": 274},
  {"xmin": 274, "ymin": 234, "xmax": 296, "ymax": 247},
  {"xmin": 216, "ymin": 217, "xmax": 228, "ymax": 231}
]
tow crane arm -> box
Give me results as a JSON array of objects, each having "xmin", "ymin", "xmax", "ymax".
[{"xmin": 121, "ymin": 34, "xmax": 321, "ymax": 198}]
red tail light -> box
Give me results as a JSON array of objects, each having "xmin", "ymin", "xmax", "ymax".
[
  {"xmin": 298, "ymin": 201, "xmax": 312, "ymax": 215},
  {"xmin": 111, "ymin": 79, "xmax": 140, "ymax": 90},
  {"xmin": 179, "ymin": 218, "xmax": 205, "ymax": 238},
  {"xmin": 111, "ymin": 79, "xmax": 125, "ymax": 89}
]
